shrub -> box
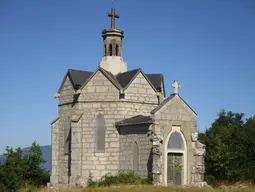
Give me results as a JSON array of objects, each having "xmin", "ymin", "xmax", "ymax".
[{"xmin": 87, "ymin": 171, "xmax": 152, "ymax": 188}]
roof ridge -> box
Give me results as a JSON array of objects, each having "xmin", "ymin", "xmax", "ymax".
[
  {"xmin": 151, "ymin": 94, "xmax": 176, "ymax": 114},
  {"xmin": 68, "ymin": 68, "xmax": 92, "ymax": 73},
  {"xmin": 116, "ymin": 68, "xmax": 141, "ymax": 74},
  {"xmin": 151, "ymin": 93, "xmax": 197, "ymax": 115},
  {"xmin": 146, "ymin": 73, "xmax": 163, "ymax": 75}
]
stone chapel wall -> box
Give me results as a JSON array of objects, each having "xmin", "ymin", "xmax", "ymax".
[
  {"xmin": 118, "ymin": 125, "xmax": 152, "ymax": 178},
  {"xmin": 57, "ymin": 105, "xmax": 74, "ymax": 184},
  {"xmin": 59, "ymin": 76, "xmax": 75, "ymax": 105},
  {"xmin": 69, "ymin": 118, "xmax": 83, "ymax": 184},
  {"xmin": 152, "ymin": 95, "xmax": 197, "ymax": 185},
  {"xmin": 51, "ymin": 75, "xmax": 76, "ymax": 185},
  {"xmin": 51, "ymin": 118, "xmax": 60, "ymax": 184},
  {"xmin": 73, "ymin": 71, "xmax": 159, "ymax": 183},
  {"xmin": 77, "ymin": 102, "xmax": 157, "ymax": 182},
  {"xmin": 79, "ymin": 70, "xmax": 120, "ymax": 102},
  {"xmin": 53, "ymin": 69, "xmax": 161, "ymax": 185},
  {"xmin": 125, "ymin": 72, "xmax": 159, "ymax": 104}
]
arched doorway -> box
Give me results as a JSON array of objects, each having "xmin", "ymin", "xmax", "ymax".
[{"xmin": 165, "ymin": 126, "xmax": 187, "ymax": 185}]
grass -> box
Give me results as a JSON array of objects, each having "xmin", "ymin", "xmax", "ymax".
[
  {"xmin": 17, "ymin": 172, "xmax": 255, "ymax": 192},
  {"xmin": 18, "ymin": 184, "xmax": 255, "ymax": 192}
]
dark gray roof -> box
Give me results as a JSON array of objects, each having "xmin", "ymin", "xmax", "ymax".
[
  {"xmin": 115, "ymin": 115, "xmax": 153, "ymax": 126},
  {"xmin": 115, "ymin": 69, "xmax": 140, "ymax": 88},
  {"xmin": 61, "ymin": 68, "xmax": 164, "ymax": 92},
  {"xmin": 115, "ymin": 68, "xmax": 164, "ymax": 90},
  {"xmin": 99, "ymin": 67, "xmax": 122, "ymax": 88},
  {"xmin": 146, "ymin": 74, "xmax": 163, "ymax": 91},
  {"xmin": 68, "ymin": 69, "xmax": 93, "ymax": 89}
]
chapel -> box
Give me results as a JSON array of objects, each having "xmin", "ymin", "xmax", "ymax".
[{"xmin": 50, "ymin": 8, "xmax": 206, "ymax": 187}]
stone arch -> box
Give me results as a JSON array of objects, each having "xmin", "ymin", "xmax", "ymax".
[{"xmin": 164, "ymin": 126, "xmax": 187, "ymax": 185}]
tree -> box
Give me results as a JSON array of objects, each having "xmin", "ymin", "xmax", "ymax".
[
  {"xmin": 202, "ymin": 110, "xmax": 246, "ymax": 182},
  {"xmin": 201, "ymin": 110, "xmax": 255, "ymax": 184},
  {"xmin": 242, "ymin": 116, "xmax": 255, "ymax": 180},
  {"xmin": 0, "ymin": 147, "xmax": 26, "ymax": 191},
  {"xmin": 23, "ymin": 141, "xmax": 50, "ymax": 186},
  {"xmin": 0, "ymin": 141, "xmax": 50, "ymax": 191}
]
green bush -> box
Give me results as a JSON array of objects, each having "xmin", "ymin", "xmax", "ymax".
[{"xmin": 87, "ymin": 171, "xmax": 153, "ymax": 188}]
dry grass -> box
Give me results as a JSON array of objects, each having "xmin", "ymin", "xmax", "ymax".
[{"xmin": 28, "ymin": 184, "xmax": 255, "ymax": 192}]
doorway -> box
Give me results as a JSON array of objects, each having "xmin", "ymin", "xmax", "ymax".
[
  {"xmin": 165, "ymin": 126, "xmax": 187, "ymax": 185},
  {"xmin": 167, "ymin": 153, "xmax": 183, "ymax": 185}
]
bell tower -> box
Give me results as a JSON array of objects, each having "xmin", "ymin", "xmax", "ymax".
[{"xmin": 99, "ymin": 8, "xmax": 127, "ymax": 75}]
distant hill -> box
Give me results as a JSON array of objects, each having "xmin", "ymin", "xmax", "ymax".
[{"xmin": 0, "ymin": 145, "xmax": 52, "ymax": 173}]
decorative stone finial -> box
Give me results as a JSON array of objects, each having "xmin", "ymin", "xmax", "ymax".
[{"xmin": 172, "ymin": 80, "xmax": 181, "ymax": 94}]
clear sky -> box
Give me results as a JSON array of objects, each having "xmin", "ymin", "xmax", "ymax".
[{"xmin": 1, "ymin": 0, "xmax": 254, "ymax": 153}]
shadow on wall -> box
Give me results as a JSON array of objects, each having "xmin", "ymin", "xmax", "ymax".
[{"xmin": 147, "ymin": 148, "xmax": 153, "ymax": 173}]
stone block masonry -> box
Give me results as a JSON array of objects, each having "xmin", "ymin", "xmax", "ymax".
[
  {"xmin": 51, "ymin": 68, "xmax": 161, "ymax": 186},
  {"xmin": 119, "ymin": 125, "xmax": 153, "ymax": 178}
]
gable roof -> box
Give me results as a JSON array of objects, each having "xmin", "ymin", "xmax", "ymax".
[
  {"xmin": 58, "ymin": 69, "xmax": 93, "ymax": 93},
  {"xmin": 115, "ymin": 115, "xmax": 153, "ymax": 127},
  {"xmin": 151, "ymin": 93, "xmax": 197, "ymax": 115},
  {"xmin": 99, "ymin": 67, "xmax": 122, "ymax": 89},
  {"xmin": 115, "ymin": 68, "xmax": 162, "ymax": 93},
  {"xmin": 146, "ymin": 73, "xmax": 166, "ymax": 96},
  {"xmin": 58, "ymin": 67, "xmax": 165, "ymax": 94},
  {"xmin": 79, "ymin": 67, "xmax": 122, "ymax": 90},
  {"xmin": 116, "ymin": 69, "xmax": 140, "ymax": 88},
  {"xmin": 68, "ymin": 69, "xmax": 93, "ymax": 88}
]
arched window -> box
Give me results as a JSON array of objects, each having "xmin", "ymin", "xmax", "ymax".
[
  {"xmin": 115, "ymin": 44, "xmax": 119, "ymax": 56},
  {"xmin": 104, "ymin": 44, "xmax": 107, "ymax": 56},
  {"xmin": 165, "ymin": 127, "xmax": 187, "ymax": 185},
  {"xmin": 133, "ymin": 141, "xmax": 139, "ymax": 172},
  {"xmin": 167, "ymin": 131, "xmax": 184, "ymax": 150},
  {"xmin": 96, "ymin": 114, "xmax": 105, "ymax": 152},
  {"xmin": 109, "ymin": 44, "xmax": 112, "ymax": 56}
]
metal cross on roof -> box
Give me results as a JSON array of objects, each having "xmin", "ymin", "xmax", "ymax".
[{"xmin": 107, "ymin": 8, "xmax": 119, "ymax": 28}]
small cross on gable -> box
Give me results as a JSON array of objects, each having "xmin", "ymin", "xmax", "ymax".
[{"xmin": 172, "ymin": 80, "xmax": 181, "ymax": 94}]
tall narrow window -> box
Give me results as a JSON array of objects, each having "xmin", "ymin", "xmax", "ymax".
[
  {"xmin": 64, "ymin": 117, "xmax": 71, "ymax": 155},
  {"xmin": 104, "ymin": 44, "xmax": 107, "ymax": 56},
  {"xmin": 115, "ymin": 44, "xmax": 119, "ymax": 56},
  {"xmin": 96, "ymin": 114, "xmax": 105, "ymax": 152},
  {"xmin": 133, "ymin": 141, "xmax": 139, "ymax": 172},
  {"xmin": 109, "ymin": 44, "xmax": 112, "ymax": 56}
]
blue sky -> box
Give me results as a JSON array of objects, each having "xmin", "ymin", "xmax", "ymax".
[{"xmin": 1, "ymin": 0, "xmax": 255, "ymax": 153}]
